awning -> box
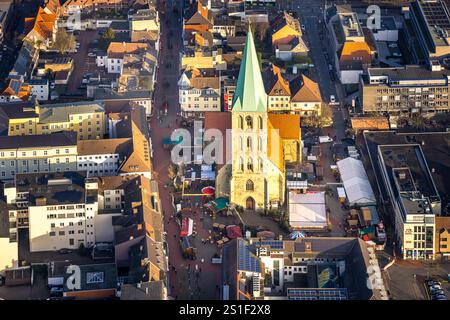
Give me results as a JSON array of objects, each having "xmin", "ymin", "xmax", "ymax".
[
  {"xmin": 201, "ymin": 186, "xmax": 215, "ymax": 196},
  {"xmin": 226, "ymin": 225, "xmax": 242, "ymax": 239},
  {"xmin": 205, "ymin": 197, "xmax": 230, "ymax": 213},
  {"xmin": 180, "ymin": 217, "xmax": 194, "ymax": 237}
]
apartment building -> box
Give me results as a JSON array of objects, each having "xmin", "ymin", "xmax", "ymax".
[
  {"xmin": 23, "ymin": 0, "xmax": 60, "ymax": 50},
  {"xmin": 222, "ymin": 237, "xmax": 387, "ymax": 300},
  {"xmin": 265, "ymin": 65, "xmax": 291, "ymax": 113},
  {"xmin": 0, "ymin": 200, "xmax": 18, "ymax": 273},
  {"xmin": 262, "ymin": 65, "xmax": 322, "ymax": 116},
  {"xmin": 0, "ymin": 100, "xmax": 106, "ymax": 139},
  {"xmin": 0, "ymin": 131, "xmax": 78, "ymax": 182},
  {"xmin": 0, "ymin": 78, "xmax": 31, "ymax": 103},
  {"xmin": 98, "ymin": 42, "xmax": 151, "ymax": 74},
  {"xmin": 110, "ymin": 175, "xmax": 166, "ymax": 296},
  {"xmin": 178, "ymin": 69, "xmax": 221, "ymax": 118},
  {"xmin": 360, "ymin": 64, "xmax": 450, "ymax": 115},
  {"xmin": 130, "ymin": 7, "xmax": 159, "ymax": 43},
  {"xmin": 28, "ymin": 79, "xmax": 49, "ymax": 101},
  {"xmin": 77, "ymin": 138, "xmax": 130, "ymax": 177},
  {"xmin": 3, "ymin": 171, "xmax": 98, "ymax": 252},
  {"xmin": 327, "ymin": 5, "xmax": 373, "ymax": 84}
]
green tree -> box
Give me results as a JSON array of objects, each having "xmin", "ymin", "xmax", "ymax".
[
  {"xmin": 100, "ymin": 27, "xmax": 116, "ymax": 50},
  {"xmin": 53, "ymin": 29, "xmax": 76, "ymax": 54}
]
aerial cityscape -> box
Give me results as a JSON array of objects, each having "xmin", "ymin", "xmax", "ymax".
[{"xmin": 0, "ymin": 0, "xmax": 449, "ymax": 306}]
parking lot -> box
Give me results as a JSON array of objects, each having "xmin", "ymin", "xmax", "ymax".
[{"xmin": 383, "ymin": 260, "xmax": 450, "ymax": 300}]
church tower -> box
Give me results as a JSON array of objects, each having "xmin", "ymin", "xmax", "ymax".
[{"xmin": 230, "ymin": 30, "xmax": 284, "ymax": 211}]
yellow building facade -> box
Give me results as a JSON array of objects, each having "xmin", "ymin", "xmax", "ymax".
[
  {"xmin": 226, "ymin": 30, "xmax": 301, "ymax": 211},
  {"xmin": 7, "ymin": 101, "xmax": 106, "ymax": 140}
]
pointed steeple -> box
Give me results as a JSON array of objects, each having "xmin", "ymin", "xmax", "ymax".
[{"xmin": 232, "ymin": 28, "xmax": 267, "ymax": 112}]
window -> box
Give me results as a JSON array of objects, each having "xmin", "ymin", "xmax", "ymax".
[
  {"xmin": 246, "ymin": 180, "xmax": 254, "ymax": 191},
  {"xmin": 259, "ymin": 116, "xmax": 263, "ymax": 129},
  {"xmin": 238, "ymin": 116, "xmax": 243, "ymax": 129},
  {"xmin": 239, "ymin": 157, "xmax": 244, "ymax": 171},
  {"xmin": 245, "ymin": 116, "xmax": 253, "ymax": 129},
  {"xmin": 247, "ymin": 137, "xmax": 252, "ymax": 151},
  {"xmin": 247, "ymin": 158, "xmax": 253, "ymax": 171}
]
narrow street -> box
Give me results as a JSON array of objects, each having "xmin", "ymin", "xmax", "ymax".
[
  {"xmin": 149, "ymin": 0, "xmax": 224, "ymax": 300},
  {"xmin": 149, "ymin": 1, "xmax": 184, "ymax": 299}
]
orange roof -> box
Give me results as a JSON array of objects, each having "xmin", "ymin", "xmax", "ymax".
[
  {"xmin": 339, "ymin": 41, "xmax": 372, "ymax": 64},
  {"xmin": 268, "ymin": 114, "xmax": 301, "ymax": 140},
  {"xmin": 265, "ymin": 65, "xmax": 291, "ymax": 96},
  {"xmin": 0, "ymin": 79, "xmax": 30, "ymax": 100},
  {"xmin": 351, "ymin": 117, "xmax": 389, "ymax": 130},
  {"xmin": 290, "ymin": 74, "xmax": 322, "ymax": 102},
  {"xmin": 197, "ymin": 0, "xmax": 209, "ymax": 19},
  {"xmin": 25, "ymin": 7, "xmax": 57, "ymax": 40},
  {"xmin": 267, "ymin": 113, "xmax": 301, "ymax": 170},
  {"xmin": 107, "ymin": 42, "xmax": 150, "ymax": 58}
]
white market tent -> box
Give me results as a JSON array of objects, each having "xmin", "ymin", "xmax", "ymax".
[
  {"xmin": 289, "ymin": 191, "xmax": 327, "ymax": 229},
  {"xmin": 336, "ymin": 157, "xmax": 376, "ymax": 207}
]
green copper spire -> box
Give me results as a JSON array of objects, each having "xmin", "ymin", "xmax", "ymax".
[{"xmin": 232, "ymin": 28, "xmax": 267, "ymax": 112}]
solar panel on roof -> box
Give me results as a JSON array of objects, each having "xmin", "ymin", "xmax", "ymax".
[
  {"xmin": 254, "ymin": 240, "xmax": 284, "ymax": 249},
  {"xmin": 238, "ymin": 239, "xmax": 261, "ymax": 273}
]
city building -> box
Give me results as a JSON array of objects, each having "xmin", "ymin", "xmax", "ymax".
[
  {"xmin": 111, "ymin": 174, "xmax": 166, "ymax": 297},
  {"xmin": 178, "ymin": 69, "xmax": 221, "ymax": 118},
  {"xmin": 327, "ymin": 5, "xmax": 373, "ymax": 84},
  {"xmin": 0, "ymin": 199, "xmax": 18, "ymax": 273},
  {"xmin": 28, "ymin": 79, "xmax": 49, "ymax": 101},
  {"xmin": 270, "ymin": 11, "xmax": 308, "ymax": 61},
  {"xmin": 0, "ymin": 0, "xmax": 13, "ymax": 46},
  {"xmin": 221, "ymin": 237, "xmax": 387, "ymax": 300},
  {"xmin": 98, "ymin": 42, "xmax": 151, "ymax": 74},
  {"xmin": 63, "ymin": 263, "xmax": 118, "ymax": 299},
  {"xmin": 0, "ymin": 78, "xmax": 31, "ymax": 103},
  {"xmin": 0, "ymin": 100, "xmax": 106, "ymax": 140},
  {"xmin": 289, "ymin": 74, "xmax": 322, "ymax": 116},
  {"xmin": 0, "ymin": 131, "xmax": 78, "ymax": 182},
  {"xmin": 364, "ymin": 131, "xmax": 450, "ymax": 259},
  {"xmin": 77, "ymin": 138, "xmax": 129, "ymax": 177},
  {"xmin": 4, "ymin": 171, "xmax": 99, "ymax": 251},
  {"xmin": 130, "ymin": 7, "xmax": 160, "ymax": 44},
  {"xmin": 62, "ymin": 0, "xmax": 129, "ymax": 16},
  {"xmin": 360, "ymin": 64, "xmax": 450, "ymax": 116},
  {"xmin": 264, "ymin": 65, "xmax": 291, "ymax": 113},
  {"xmin": 207, "ymin": 30, "xmax": 301, "ymax": 210},
  {"xmin": 408, "ymin": 0, "xmax": 450, "ymax": 64},
  {"xmin": 23, "ymin": 0, "xmax": 61, "ymax": 50},
  {"xmin": 183, "ymin": 1, "xmax": 213, "ymax": 34}
]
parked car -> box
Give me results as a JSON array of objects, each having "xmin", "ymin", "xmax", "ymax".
[
  {"xmin": 87, "ymin": 52, "xmax": 96, "ymax": 58},
  {"xmin": 318, "ymin": 136, "xmax": 333, "ymax": 143},
  {"xmin": 58, "ymin": 248, "xmax": 72, "ymax": 254},
  {"xmin": 330, "ymin": 95, "xmax": 336, "ymax": 103}
]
